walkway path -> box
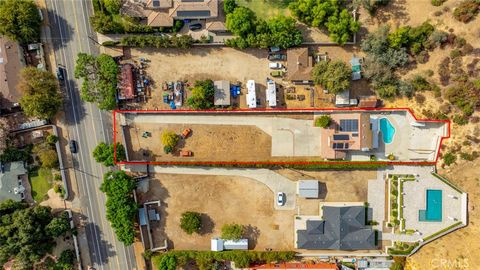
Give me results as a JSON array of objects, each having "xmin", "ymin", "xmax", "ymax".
[{"xmin": 129, "ymin": 165, "xmax": 297, "ymax": 210}]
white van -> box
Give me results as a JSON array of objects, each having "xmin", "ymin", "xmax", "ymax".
[{"xmin": 269, "ymin": 62, "xmax": 283, "ymax": 69}]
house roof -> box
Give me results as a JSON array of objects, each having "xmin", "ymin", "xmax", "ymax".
[
  {"xmin": 297, "ymin": 206, "xmax": 376, "ymax": 250},
  {"xmin": 286, "ymin": 48, "xmax": 313, "ymax": 82},
  {"xmin": 0, "ymin": 37, "xmax": 25, "ymax": 110},
  {"xmin": 142, "ymin": 0, "xmax": 218, "ymax": 27},
  {"xmin": 0, "ymin": 161, "xmax": 27, "ymax": 202},
  {"xmin": 119, "ymin": 64, "xmax": 135, "ymax": 100},
  {"xmin": 205, "ymin": 21, "xmax": 226, "ymax": 31},
  {"xmin": 358, "ymin": 96, "xmax": 378, "ymax": 108},
  {"xmin": 214, "ymin": 80, "xmax": 231, "ymax": 106}
]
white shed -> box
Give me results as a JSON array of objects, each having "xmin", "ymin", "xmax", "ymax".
[
  {"xmin": 246, "ymin": 80, "xmax": 256, "ymax": 108},
  {"xmin": 223, "ymin": 239, "xmax": 249, "ymax": 250},
  {"xmin": 266, "ymin": 79, "xmax": 277, "ymax": 107},
  {"xmin": 298, "ymin": 180, "xmax": 320, "ymax": 198},
  {"xmin": 211, "ymin": 238, "xmax": 224, "ymax": 251}
]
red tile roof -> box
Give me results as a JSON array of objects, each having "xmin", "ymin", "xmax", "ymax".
[{"xmin": 119, "ymin": 64, "xmax": 135, "ymax": 100}]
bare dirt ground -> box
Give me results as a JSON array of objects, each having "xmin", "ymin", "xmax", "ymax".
[
  {"xmin": 406, "ymin": 158, "xmax": 480, "ymax": 270},
  {"xmin": 123, "ymin": 123, "xmax": 272, "ymax": 162},
  {"xmin": 128, "ymin": 47, "xmax": 273, "ymax": 110},
  {"xmin": 276, "ymin": 169, "xmax": 377, "ymax": 204},
  {"xmin": 137, "ymin": 174, "xmax": 295, "ymax": 251}
]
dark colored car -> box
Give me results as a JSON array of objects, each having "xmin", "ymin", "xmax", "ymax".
[
  {"xmin": 189, "ymin": 23, "xmax": 202, "ymax": 31},
  {"xmin": 69, "ymin": 140, "xmax": 77, "ymax": 154},
  {"xmin": 268, "ymin": 54, "xmax": 287, "ymax": 61},
  {"xmin": 56, "ymin": 67, "xmax": 64, "ymax": 81}
]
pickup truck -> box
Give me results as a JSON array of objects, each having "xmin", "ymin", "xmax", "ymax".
[
  {"xmin": 180, "ymin": 150, "xmax": 192, "ymax": 157},
  {"xmin": 268, "ymin": 54, "xmax": 286, "ymax": 61},
  {"xmin": 181, "ymin": 128, "xmax": 192, "ymax": 138}
]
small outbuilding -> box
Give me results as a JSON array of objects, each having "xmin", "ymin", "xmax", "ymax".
[
  {"xmin": 211, "ymin": 238, "xmax": 248, "ymax": 251},
  {"xmin": 298, "ymin": 180, "xmax": 320, "ymax": 198},
  {"xmin": 214, "ymin": 80, "xmax": 231, "ymax": 106}
]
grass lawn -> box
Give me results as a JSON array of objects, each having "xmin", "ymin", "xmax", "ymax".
[
  {"xmin": 29, "ymin": 167, "xmax": 54, "ymax": 202},
  {"xmin": 236, "ymin": 0, "xmax": 292, "ymax": 19}
]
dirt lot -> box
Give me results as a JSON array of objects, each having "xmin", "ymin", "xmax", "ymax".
[
  {"xmin": 406, "ymin": 159, "xmax": 480, "ymax": 270},
  {"xmin": 123, "ymin": 123, "xmax": 272, "ymax": 162},
  {"xmin": 137, "ymin": 174, "xmax": 295, "ymax": 250}
]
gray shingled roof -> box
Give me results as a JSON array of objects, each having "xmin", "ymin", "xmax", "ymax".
[{"xmin": 297, "ymin": 206, "xmax": 376, "ymax": 250}]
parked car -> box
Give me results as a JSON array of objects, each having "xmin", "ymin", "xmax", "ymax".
[
  {"xmin": 69, "ymin": 140, "xmax": 77, "ymax": 154},
  {"xmin": 270, "ymin": 70, "xmax": 285, "ymax": 77},
  {"xmin": 189, "ymin": 23, "xmax": 202, "ymax": 31},
  {"xmin": 277, "ymin": 192, "xmax": 285, "ymax": 206},
  {"xmin": 269, "ymin": 62, "xmax": 283, "ymax": 69},
  {"xmin": 268, "ymin": 54, "xmax": 286, "ymax": 61},
  {"xmin": 181, "ymin": 128, "xmax": 192, "ymax": 138},
  {"xmin": 180, "ymin": 150, "xmax": 192, "ymax": 157},
  {"xmin": 56, "ymin": 67, "xmax": 64, "ymax": 81}
]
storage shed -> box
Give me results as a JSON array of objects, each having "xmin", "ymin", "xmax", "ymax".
[
  {"xmin": 211, "ymin": 238, "xmax": 224, "ymax": 251},
  {"xmin": 298, "ymin": 180, "xmax": 320, "ymax": 198},
  {"xmin": 214, "ymin": 80, "xmax": 231, "ymax": 106},
  {"xmin": 223, "ymin": 239, "xmax": 249, "ymax": 250}
]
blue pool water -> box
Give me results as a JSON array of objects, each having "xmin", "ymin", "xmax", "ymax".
[
  {"xmin": 419, "ymin": 189, "xmax": 443, "ymax": 222},
  {"xmin": 379, "ymin": 118, "xmax": 395, "ymax": 144}
]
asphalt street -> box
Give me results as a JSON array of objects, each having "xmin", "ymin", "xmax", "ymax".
[{"xmin": 44, "ymin": 0, "xmax": 136, "ymax": 269}]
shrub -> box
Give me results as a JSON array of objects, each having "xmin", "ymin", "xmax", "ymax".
[
  {"xmin": 443, "ymin": 152, "xmax": 457, "ymax": 165},
  {"xmin": 453, "ymin": 0, "xmax": 480, "ymax": 23},
  {"xmin": 438, "ymin": 57, "xmax": 451, "ymax": 85},
  {"xmin": 315, "ymin": 115, "xmax": 332, "ymax": 128},
  {"xmin": 453, "ymin": 114, "xmax": 469, "ymax": 125},
  {"xmin": 223, "ymin": 0, "xmax": 237, "ymax": 14},
  {"xmin": 221, "ymin": 223, "xmax": 244, "ymax": 240},
  {"xmin": 450, "ymin": 49, "xmax": 463, "ymax": 58},
  {"xmin": 101, "ymin": 40, "xmax": 120, "ymax": 47},
  {"xmin": 415, "ymin": 50, "xmax": 429, "ymax": 63},
  {"xmin": 120, "ymin": 35, "xmax": 194, "ymax": 48},
  {"xmin": 460, "ymin": 152, "xmax": 477, "ymax": 161},
  {"xmin": 427, "ymin": 30, "xmax": 449, "ymax": 48},
  {"xmin": 161, "ymin": 131, "xmax": 179, "ymax": 149},
  {"xmin": 410, "ymin": 75, "xmax": 431, "ymax": 91},
  {"xmin": 172, "ymin": 20, "xmax": 184, "ymax": 33},
  {"xmin": 180, "ymin": 211, "xmax": 202, "ymax": 234},
  {"xmin": 455, "ymin": 37, "xmax": 467, "ymax": 48},
  {"xmin": 433, "ymin": 10, "xmax": 443, "ymax": 16},
  {"xmin": 431, "ymin": 0, "xmax": 446, "ymax": 6},
  {"xmin": 46, "ymin": 134, "xmax": 58, "ymax": 145},
  {"xmin": 415, "ymin": 93, "xmax": 426, "ymax": 104}
]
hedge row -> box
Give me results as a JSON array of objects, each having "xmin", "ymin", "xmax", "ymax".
[
  {"xmin": 119, "ymin": 35, "xmax": 194, "ymax": 49},
  {"xmin": 151, "ymin": 162, "xmax": 388, "ymax": 170},
  {"xmin": 423, "ymin": 221, "xmax": 463, "ymax": 242},
  {"xmin": 153, "ymin": 250, "xmax": 296, "ymax": 269}
]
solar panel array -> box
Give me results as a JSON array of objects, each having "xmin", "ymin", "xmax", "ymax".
[
  {"xmin": 332, "ymin": 143, "xmax": 349, "ymax": 149},
  {"xmin": 333, "ymin": 134, "xmax": 349, "ymax": 141},
  {"xmin": 339, "ymin": 119, "xmax": 358, "ymax": 132}
]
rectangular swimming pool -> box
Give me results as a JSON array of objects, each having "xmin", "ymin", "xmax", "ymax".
[{"xmin": 419, "ymin": 189, "xmax": 443, "ymax": 222}]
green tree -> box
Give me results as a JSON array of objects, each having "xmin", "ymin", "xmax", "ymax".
[
  {"xmin": 0, "ymin": 201, "xmax": 56, "ymax": 268},
  {"xmin": 33, "ymin": 142, "xmax": 58, "ymax": 169},
  {"xmin": 224, "ymin": 0, "xmax": 237, "ymax": 14},
  {"xmin": 326, "ymin": 9, "xmax": 360, "ymax": 45},
  {"xmin": 312, "ymin": 60, "xmax": 351, "ymax": 94},
  {"xmin": 75, "ymin": 53, "xmax": 118, "ymax": 110},
  {"xmin": 226, "ymin": 7, "xmax": 256, "ymax": 37},
  {"xmin": 266, "ymin": 16, "xmax": 303, "ymax": 48},
  {"xmin": 376, "ymin": 84, "xmax": 398, "ymax": 98},
  {"xmin": 103, "ymin": 0, "xmax": 122, "ymax": 14},
  {"xmin": 0, "ymin": 0, "xmax": 41, "ymax": 43},
  {"xmin": 289, "ymin": 0, "xmax": 340, "ymax": 27},
  {"xmin": 186, "ymin": 79, "xmax": 215, "ymax": 109},
  {"xmin": 221, "ymin": 223, "xmax": 244, "ymax": 240},
  {"xmin": 315, "ymin": 115, "xmax": 332, "ymax": 128},
  {"xmin": 100, "ymin": 171, "xmax": 137, "ymax": 245},
  {"xmin": 93, "ymin": 142, "xmax": 126, "ymax": 166},
  {"xmin": 18, "ymin": 67, "xmax": 62, "ymax": 119},
  {"xmin": 46, "ymin": 212, "xmax": 70, "ymax": 237},
  {"xmin": 55, "ymin": 249, "xmax": 76, "ymax": 270},
  {"xmin": 161, "ymin": 131, "xmax": 179, "ymax": 152},
  {"xmin": 180, "ymin": 211, "xmax": 202, "ymax": 234},
  {"xmin": 90, "ymin": 13, "xmax": 123, "ymax": 34}
]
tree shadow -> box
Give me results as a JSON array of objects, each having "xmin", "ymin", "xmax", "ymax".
[
  {"xmin": 45, "ymin": 7, "xmax": 74, "ymax": 52},
  {"xmin": 83, "ymin": 222, "xmax": 116, "ymax": 267},
  {"xmin": 199, "ymin": 213, "xmax": 215, "ymax": 235},
  {"xmin": 244, "ymin": 224, "xmax": 260, "ymax": 249}
]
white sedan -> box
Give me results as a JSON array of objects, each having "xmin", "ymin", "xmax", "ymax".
[{"xmin": 277, "ymin": 192, "xmax": 286, "ymax": 206}]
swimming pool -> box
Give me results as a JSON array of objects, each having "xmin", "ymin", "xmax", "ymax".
[
  {"xmin": 419, "ymin": 189, "xmax": 443, "ymax": 222},
  {"xmin": 379, "ymin": 118, "xmax": 395, "ymax": 144}
]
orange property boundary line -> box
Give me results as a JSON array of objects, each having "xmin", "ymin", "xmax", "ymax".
[{"xmin": 113, "ymin": 107, "xmax": 451, "ymax": 166}]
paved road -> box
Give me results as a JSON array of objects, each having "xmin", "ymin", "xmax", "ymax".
[
  {"xmin": 44, "ymin": 0, "xmax": 136, "ymax": 269},
  {"xmin": 127, "ymin": 165, "xmax": 297, "ymax": 210}
]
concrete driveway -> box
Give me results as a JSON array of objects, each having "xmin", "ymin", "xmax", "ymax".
[{"xmin": 129, "ymin": 165, "xmax": 297, "ymax": 210}]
